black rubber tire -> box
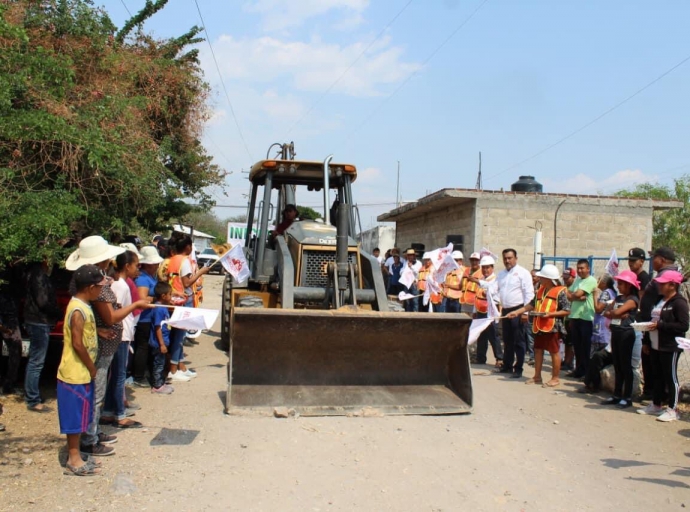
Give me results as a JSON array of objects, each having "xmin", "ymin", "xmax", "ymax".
[{"xmin": 220, "ymin": 275, "xmax": 233, "ymax": 351}]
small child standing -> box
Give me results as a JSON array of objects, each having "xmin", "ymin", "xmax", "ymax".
[
  {"xmin": 149, "ymin": 282, "xmax": 175, "ymax": 394},
  {"xmin": 57, "ymin": 265, "xmax": 106, "ymax": 476}
]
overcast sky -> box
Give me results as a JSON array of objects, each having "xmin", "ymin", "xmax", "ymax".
[{"xmin": 98, "ymin": 0, "xmax": 690, "ymax": 228}]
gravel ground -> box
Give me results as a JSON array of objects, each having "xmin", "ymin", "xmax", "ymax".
[{"xmin": 1, "ymin": 274, "xmax": 689, "ymax": 511}]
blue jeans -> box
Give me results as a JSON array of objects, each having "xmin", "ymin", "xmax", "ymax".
[
  {"xmin": 169, "ymin": 328, "xmax": 186, "ymax": 365},
  {"xmin": 444, "ymin": 298, "xmax": 461, "ymax": 313},
  {"xmin": 82, "ymin": 351, "xmax": 115, "ymax": 447},
  {"xmin": 405, "ymin": 284, "xmax": 419, "ymax": 312},
  {"xmin": 24, "ymin": 323, "xmax": 51, "ymax": 407},
  {"xmin": 151, "ymin": 347, "xmax": 167, "ymax": 388},
  {"xmin": 103, "ymin": 342, "xmax": 129, "ymax": 420}
]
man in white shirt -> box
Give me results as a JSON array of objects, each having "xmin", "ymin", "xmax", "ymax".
[
  {"xmin": 373, "ymin": 247, "xmax": 384, "ymax": 265},
  {"xmin": 495, "ymin": 248, "xmax": 535, "ymax": 378},
  {"xmin": 403, "ymin": 248, "xmax": 422, "ymax": 312}
]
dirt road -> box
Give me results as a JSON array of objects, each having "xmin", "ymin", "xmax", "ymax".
[{"xmin": 1, "ymin": 274, "xmax": 689, "ymax": 511}]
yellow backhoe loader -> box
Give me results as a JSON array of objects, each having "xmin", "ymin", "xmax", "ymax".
[{"xmin": 221, "ymin": 143, "xmax": 473, "ymax": 415}]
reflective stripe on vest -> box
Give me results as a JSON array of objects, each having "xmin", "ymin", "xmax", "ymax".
[
  {"xmin": 532, "ymin": 285, "xmax": 566, "ymax": 334},
  {"xmin": 418, "ymin": 267, "xmax": 431, "ymax": 292},
  {"xmin": 461, "ymin": 268, "xmax": 482, "ymax": 304},
  {"xmin": 475, "ymin": 274, "xmax": 496, "ymax": 313},
  {"xmin": 444, "ymin": 269, "xmax": 463, "ymax": 299}
]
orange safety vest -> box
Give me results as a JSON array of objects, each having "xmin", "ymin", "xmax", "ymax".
[
  {"xmin": 167, "ymin": 254, "xmax": 189, "ymax": 304},
  {"xmin": 418, "ymin": 266, "xmax": 431, "ymax": 292},
  {"xmin": 475, "ymin": 274, "xmax": 496, "ymax": 314},
  {"xmin": 443, "ymin": 267, "xmax": 464, "ymax": 300},
  {"xmin": 532, "ymin": 285, "xmax": 566, "ymax": 334},
  {"xmin": 461, "ymin": 268, "xmax": 482, "ymax": 305}
]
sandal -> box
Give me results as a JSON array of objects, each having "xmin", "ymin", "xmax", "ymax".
[
  {"xmin": 64, "ymin": 460, "xmax": 100, "ymax": 476},
  {"xmin": 494, "ymin": 360, "xmax": 503, "ymax": 369},
  {"xmin": 543, "ymin": 380, "xmax": 560, "ymax": 388},
  {"xmin": 524, "ymin": 378, "xmax": 543, "ymax": 385},
  {"xmin": 114, "ymin": 420, "xmax": 143, "ymax": 429}
]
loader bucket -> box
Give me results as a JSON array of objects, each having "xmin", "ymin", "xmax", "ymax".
[{"xmin": 226, "ymin": 307, "xmax": 473, "ymax": 416}]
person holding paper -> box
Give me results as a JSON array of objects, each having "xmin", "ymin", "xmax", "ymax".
[
  {"xmin": 600, "ymin": 270, "xmax": 640, "ymax": 409},
  {"xmin": 474, "ymin": 256, "xmax": 503, "ymax": 367},
  {"xmin": 637, "ymin": 270, "xmax": 688, "ymax": 422},
  {"xmin": 494, "ymin": 249, "xmax": 535, "ymax": 379},
  {"xmin": 403, "ymin": 249, "xmax": 422, "ymax": 313},
  {"xmin": 507, "ymin": 264, "xmax": 570, "ymax": 387}
]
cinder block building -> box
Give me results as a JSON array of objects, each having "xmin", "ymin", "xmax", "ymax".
[{"xmin": 377, "ymin": 185, "xmax": 681, "ymax": 268}]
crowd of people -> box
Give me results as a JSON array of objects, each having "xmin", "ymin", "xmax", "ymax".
[
  {"xmin": 1, "ymin": 234, "xmax": 688, "ymax": 475},
  {"xmin": 0, "ymin": 233, "xmax": 210, "ymax": 475},
  {"xmin": 375, "ymin": 244, "xmax": 688, "ymax": 422}
]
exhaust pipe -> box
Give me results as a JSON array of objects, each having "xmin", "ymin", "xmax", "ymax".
[{"xmin": 323, "ymin": 154, "xmax": 333, "ymax": 225}]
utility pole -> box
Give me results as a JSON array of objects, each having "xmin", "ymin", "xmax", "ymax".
[
  {"xmin": 396, "ymin": 160, "xmax": 400, "ymax": 208},
  {"xmin": 475, "ymin": 151, "xmax": 482, "ymax": 190}
]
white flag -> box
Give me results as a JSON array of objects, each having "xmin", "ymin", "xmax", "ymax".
[
  {"xmin": 486, "ymin": 286, "xmax": 501, "ymax": 321},
  {"xmin": 399, "ymin": 266, "xmax": 415, "ymax": 289},
  {"xmin": 423, "ymin": 272, "xmax": 442, "ymax": 306},
  {"xmin": 398, "ymin": 291, "xmax": 417, "ymax": 301},
  {"xmin": 161, "ymin": 307, "xmax": 219, "ymax": 331},
  {"xmin": 468, "ymin": 318, "xmax": 494, "ymax": 345},
  {"xmin": 219, "ymin": 244, "xmax": 251, "ymax": 282},
  {"xmin": 605, "ymin": 249, "xmax": 619, "ymax": 277},
  {"xmin": 435, "ymin": 253, "xmax": 459, "ymax": 284},
  {"xmin": 480, "ymin": 247, "xmax": 499, "ymax": 263},
  {"xmin": 427, "ymin": 243, "xmax": 454, "ymax": 270}
]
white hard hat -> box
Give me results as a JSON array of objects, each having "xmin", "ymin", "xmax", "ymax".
[
  {"xmin": 451, "ymin": 251, "xmax": 463, "ymax": 260},
  {"xmin": 470, "ymin": 252, "xmax": 481, "ymax": 260},
  {"xmin": 536, "ymin": 264, "xmax": 560, "ymax": 280},
  {"xmin": 479, "ymin": 256, "xmax": 495, "ymax": 267},
  {"xmin": 422, "ymin": 252, "xmax": 431, "ymax": 259}
]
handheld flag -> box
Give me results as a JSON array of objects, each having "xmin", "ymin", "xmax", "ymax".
[
  {"xmin": 399, "ymin": 266, "xmax": 416, "ymax": 289},
  {"xmin": 219, "ymin": 244, "xmax": 251, "ymax": 282},
  {"xmin": 161, "ymin": 307, "xmax": 219, "ymax": 332},
  {"xmin": 605, "ymin": 249, "xmax": 619, "ymax": 277}
]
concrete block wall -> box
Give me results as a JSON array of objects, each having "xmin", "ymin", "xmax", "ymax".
[{"xmin": 477, "ymin": 197, "xmax": 652, "ymax": 268}]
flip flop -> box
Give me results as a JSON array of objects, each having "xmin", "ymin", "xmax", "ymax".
[
  {"xmin": 543, "ymin": 381, "xmax": 561, "ymax": 388},
  {"xmin": 524, "ymin": 378, "xmax": 543, "ymax": 385},
  {"xmin": 64, "ymin": 460, "xmax": 100, "ymax": 476},
  {"xmin": 113, "ymin": 420, "xmax": 143, "ymax": 429}
]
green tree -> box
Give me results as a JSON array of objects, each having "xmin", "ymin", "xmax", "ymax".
[
  {"xmin": 615, "ymin": 177, "xmax": 690, "ymax": 267},
  {"xmin": 297, "ymin": 205, "xmax": 322, "ymax": 220},
  {"xmin": 179, "ymin": 210, "xmax": 227, "ymax": 243},
  {"xmin": 0, "ymin": 0, "xmax": 223, "ymax": 265}
]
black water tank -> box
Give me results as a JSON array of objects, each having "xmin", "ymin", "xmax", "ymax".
[{"xmin": 511, "ymin": 175, "xmax": 543, "ymax": 193}]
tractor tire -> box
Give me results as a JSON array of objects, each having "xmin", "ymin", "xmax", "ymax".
[{"xmin": 220, "ymin": 275, "xmax": 233, "ymax": 351}]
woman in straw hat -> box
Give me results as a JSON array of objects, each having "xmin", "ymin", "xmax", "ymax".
[{"xmin": 65, "ymin": 236, "xmax": 153, "ymax": 456}]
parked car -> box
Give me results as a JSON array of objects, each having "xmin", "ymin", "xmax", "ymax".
[{"xmin": 197, "ymin": 248, "xmax": 222, "ymax": 274}]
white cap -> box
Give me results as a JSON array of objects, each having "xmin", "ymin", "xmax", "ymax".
[
  {"xmin": 422, "ymin": 252, "xmax": 431, "ymax": 259},
  {"xmin": 479, "ymin": 255, "xmax": 495, "ymax": 267},
  {"xmin": 536, "ymin": 264, "xmax": 560, "ymax": 280},
  {"xmin": 451, "ymin": 250, "xmax": 463, "ymax": 260},
  {"xmin": 470, "ymin": 252, "xmax": 481, "ymax": 260}
]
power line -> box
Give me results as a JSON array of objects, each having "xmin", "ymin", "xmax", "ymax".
[
  {"xmin": 342, "ymin": 0, "xmax": 490, "ymax": 145},
  {"xmin": 192, "ymin": 0, "xmax": 254, "ymax": 164},
  {"xmin": 485, "ymin": 52, "xmax": 690, "ymax": 183},
  {"xmin": 282, "ymin": 0, "xmax": 415, "ymax": 138},
  {"xmin": 119, "ymin": 0, "xmax": 133, "ymax": 17}
]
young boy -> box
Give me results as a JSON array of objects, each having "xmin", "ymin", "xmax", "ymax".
[
  {"xmin": 149, "ymin": 282, "xmax": 175, "ymax": 394},
  {"xmin": 58, "ymin": 265, "xmax": 105, "ymax": 476}
]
